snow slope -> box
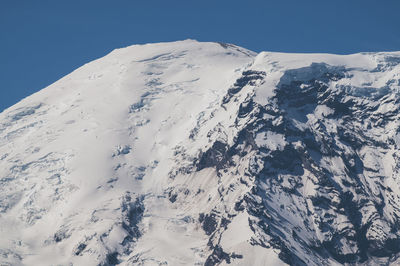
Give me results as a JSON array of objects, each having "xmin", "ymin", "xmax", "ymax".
[{"xmin": 0, "ymin": 40, "xmax": 400, "ymax": 265}]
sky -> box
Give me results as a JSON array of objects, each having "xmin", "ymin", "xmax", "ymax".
[{"xmin": 1, "ymin": 0, "xmax": 400, "ymax": 112}]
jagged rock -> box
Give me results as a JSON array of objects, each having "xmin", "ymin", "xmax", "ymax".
[{"xmin": 1, "ymin": 40, "xmax": 400, "ymax": 265}]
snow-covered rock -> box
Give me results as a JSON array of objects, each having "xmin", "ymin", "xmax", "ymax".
[{"xmin": 1, "ymin": 40, "xmax": 400, "ymax": 265}]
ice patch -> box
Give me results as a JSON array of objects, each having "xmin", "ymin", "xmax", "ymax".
[
  {"xmin": 7, "ymin": 103, "xmax": 42, "ymax": 121},
  {"xmin": 255, "ymin": 131, "xmax": 286, "ymax": 151}
]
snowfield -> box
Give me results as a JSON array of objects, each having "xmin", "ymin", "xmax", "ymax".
[{"xmin": 1, "ymin": 40, "xmax": 400, "ymax": 265}]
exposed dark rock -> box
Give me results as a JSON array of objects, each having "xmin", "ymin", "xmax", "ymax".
[
  {"xmin": 168, "ymin": 191, "xmax": 178, "ymax": 203},
  {"xmin": 193, "ymin": 62, "xmax": 400, "ymax": 265},
  {"xmin": 199, "ymin": 213, "xmax": 219, "ymax": 236},
  {"xmin": 197, "ymin": 141, "xmax": 231, "ymax": 171},
  {"xmin": 74, "ymin": 243, "xmax": 87, "ymax": 256},
  {"xmin": 121, "ymin": 194, "xmax": 145, "ymax": 245},
  {"xmin": 205, "ymin": 245, "xmax": 231, "ymax": 266},
  {"xmin": 222, "ymin": 70, "xmax": 266, "ymax": 104},
  {"xmin": 105, "ymin": 252, "xmax": 120, "ymax": 265}
]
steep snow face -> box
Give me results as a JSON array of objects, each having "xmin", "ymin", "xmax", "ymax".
[
  {"xmin": 0, "ymin": 40, "xmax": 400, "ymax": 266},
  {"xmin": 0, "ymin": 40, "xmax": 255, "ymax": 265}
]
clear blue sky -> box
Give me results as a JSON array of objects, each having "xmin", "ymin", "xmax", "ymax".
[{"xmin": 1, "ymin": 0, "xmax": 400, "ymax": 112}]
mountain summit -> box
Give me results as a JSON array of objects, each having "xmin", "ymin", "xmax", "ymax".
[{"xmin": 1, "ymin": 40, "xmax": 400, "ymax": 265}]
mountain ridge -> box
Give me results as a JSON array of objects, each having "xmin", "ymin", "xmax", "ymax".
[{"xmin": 1, "ymin": 40, "xmax": 400, "ymax": 265}]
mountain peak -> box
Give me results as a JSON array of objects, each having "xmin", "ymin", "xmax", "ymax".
[{"xmin": 0, "ymin": 42, "xmax": 400, "ymax": 265}]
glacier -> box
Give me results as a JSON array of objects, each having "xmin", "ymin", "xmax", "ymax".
[{"xmin": 0, "ymin": 40, "xmax": 400, "ymax": 265}]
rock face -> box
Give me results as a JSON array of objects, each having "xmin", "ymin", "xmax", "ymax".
[{"xmin": 0, "ymin": 40, "xmax": 400, "ymax": 265}]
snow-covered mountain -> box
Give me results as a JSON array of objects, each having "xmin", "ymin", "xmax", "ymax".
[{"xmin": 1, "ymin": 40, "xmax": 400, "ymax": 265}]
